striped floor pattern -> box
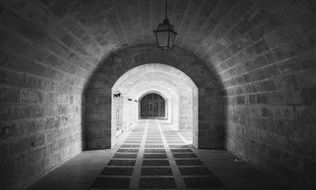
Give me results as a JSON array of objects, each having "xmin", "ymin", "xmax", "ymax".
[{"xmin": 90, "ymin": 120, "xmax": 225, "ymax": 190}]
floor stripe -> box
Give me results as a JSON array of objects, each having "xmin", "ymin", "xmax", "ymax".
[
  {"xmin": 129, "ymin": 120, "xmax": 148, "ymax": 189},
  {"xmin": 156, "ymin": 119, "xmax": 187, "ymax": 190}
]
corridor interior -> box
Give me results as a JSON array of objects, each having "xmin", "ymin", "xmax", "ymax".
[{"xmin": 27, "ymin": 120, "xmax": 283, "ymax": 190}]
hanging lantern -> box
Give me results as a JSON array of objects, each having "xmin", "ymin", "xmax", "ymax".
[{"xmin": 154, "ymin": 0, "xmax": 177, "ymax": 50}]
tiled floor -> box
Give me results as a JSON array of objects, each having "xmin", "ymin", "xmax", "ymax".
[{"xmin": 27, "ymin": 120, "xmax": 284, "ymax": 190}]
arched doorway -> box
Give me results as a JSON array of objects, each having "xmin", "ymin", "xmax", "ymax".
[
  {"xmin": 140, "ymin": 93, "xmax": 166, "ymax": 119},
  {"xmin": 110, "ymin": 64, "xmax": 198, "ymax": 147},
  {"xmin": 86, "ymin": 62, "xmax": 224, "ymax": 150}
]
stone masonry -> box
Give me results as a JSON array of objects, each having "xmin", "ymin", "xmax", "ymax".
[{"xmin": 0, "ymin": 0, "xmax": 315, "ymax": 190}]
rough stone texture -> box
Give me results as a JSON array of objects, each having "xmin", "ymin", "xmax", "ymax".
[
  {"xmin": 0, "ymin": 0, "xmax": 315, "ymax": 190},
  {"xmin": 217, "ymin": 2, "xmax": 316, "ymax": 190},
  {"xmin": 0, "ymin": 2, "xmax": 84, "ymax": 189}
]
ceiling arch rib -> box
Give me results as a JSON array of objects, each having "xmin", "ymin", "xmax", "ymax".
[{"xmin": 112, "ymin": 63, "xmax": 197, "ymax": 93}]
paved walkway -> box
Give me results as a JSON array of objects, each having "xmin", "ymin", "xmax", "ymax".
[{"xmin": 27, "ymin": 120, "xmax": 283, "ymax": 190}]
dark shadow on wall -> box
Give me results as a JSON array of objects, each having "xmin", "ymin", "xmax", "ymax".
[{"xmin": 81, "ymin": 54, "xmax": 114, "ymax": 150}]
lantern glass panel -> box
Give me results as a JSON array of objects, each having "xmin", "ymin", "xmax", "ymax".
[
  {"xmin": 156, "ymin": 31, "xmax": 169, "ymax": 47},
  {"xmin": 169, "ymin": 32, "xmax": 176, "ymax": 48},
  {"xmin": 154, "ymin": 15, "xmax": 177, "ymax": 50}
]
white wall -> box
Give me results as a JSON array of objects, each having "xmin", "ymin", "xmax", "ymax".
[{"xmin": 111, "ymin": 64, "xmax": 198, "ymax": 138}]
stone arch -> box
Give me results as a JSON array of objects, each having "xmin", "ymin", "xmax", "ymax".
[
  {"xmin": 112, "ymin": 63, "xmax": 198, "ymax": 90},
  {"xmin": 110, "ymin": 64, "xmax": 197, "ymax": 146},
  {"xmin": 84, "ymin": 47, "xmax": 225, "ymax": 149},
  {"xmin": 138, "ymin": 90, "xmax": 169, "ymax": 102}
]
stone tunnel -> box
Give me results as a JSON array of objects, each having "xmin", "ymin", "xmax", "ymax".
[{"xmin": 0, "ymin": 0, "xmax": 315, "ymax": 189}]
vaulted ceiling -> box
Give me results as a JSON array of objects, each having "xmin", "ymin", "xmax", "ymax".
[{"xmin": 0, "ymin": 0, "xmax": 315, "ymax": 93}]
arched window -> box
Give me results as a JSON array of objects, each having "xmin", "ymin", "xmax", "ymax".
[{"xmin": 140, "ymin": 93, "xmax": 166, "ymax": 119}]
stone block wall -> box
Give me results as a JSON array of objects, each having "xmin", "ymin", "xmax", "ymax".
[
  {"xmin": 0, "ymin": 57, "xmax": 83, "ymax": 189},
  {"xmin": 195, "ymin": 1, "xmax": 316, "ymax": 189},
  {"xmin": 198, "ymin": 87, "xmax": 226, "ymax": 149},
  {"xmin": 179, "ymin": 95, "xmax": 192, "ymax": 129},
  {"xmin": 0, "ymin": 2, "xmax": 97, "ymax": 189},
  {"xmin": 84, "ymin": 76, "xmax": 113, "ymax": 149}
]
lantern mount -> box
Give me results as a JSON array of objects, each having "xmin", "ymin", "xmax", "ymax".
[{"xmin": 153, "ymin": 0, "xmax": 177, "ymax": 50}]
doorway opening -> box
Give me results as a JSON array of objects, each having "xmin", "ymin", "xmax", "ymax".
[
  {"xmin": 140, "ymin": 93, "xmax": 166, "ymax": 119},
  {"xmin": 111, "ymin": 64, "xmax": 198, "ymax": 147},
  {"xmin": 84, "ymin": 49, "xmax": 225, "ymax": 150}
]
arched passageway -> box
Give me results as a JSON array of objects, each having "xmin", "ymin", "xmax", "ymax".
[
  {"xmin": 0, "ymin": 0, "xmax": 315, "ymax": 189},
  {"xmin": 90, "ymin": 63, "xmax": 201, "ymax": 148},
  {"xmin": 109, "ymin": 63, "xmax": 199, "ymax": 147},
  {"xmin": 84, "ymin": 48, "xmax": 225, "ymax": 150}
]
